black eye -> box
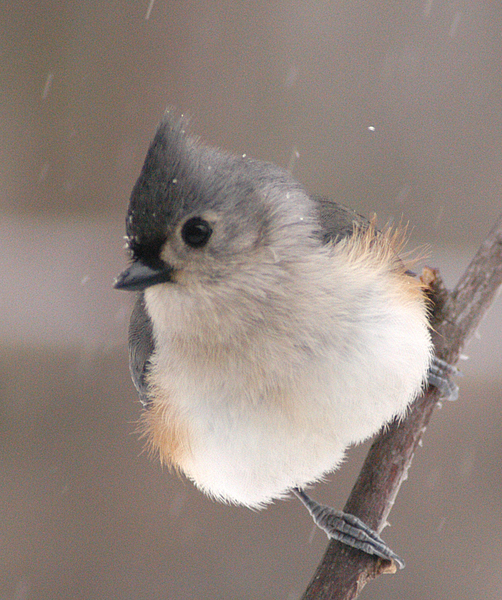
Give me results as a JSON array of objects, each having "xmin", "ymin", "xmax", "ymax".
[{"xmin": 181, "ymin": 217, "xmax": 212, "ymax": 248}]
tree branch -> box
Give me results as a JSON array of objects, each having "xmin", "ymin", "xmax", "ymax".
[{"xmin": 301, "ymin": 214, "xmax": 502, "ymax": 600}]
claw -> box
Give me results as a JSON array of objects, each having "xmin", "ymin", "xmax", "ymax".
[
  {"xmin": 293, "ymin": 487, "xmax": 405, "ymax": 569},
  {"xmin": 428, "ymin": 356, "xmax": 461, "ymax": 401}
]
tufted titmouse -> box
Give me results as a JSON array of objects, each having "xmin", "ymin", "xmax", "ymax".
[{"xmin": 114, "ymin": 110, "xmax": 450, "ymax": 569}]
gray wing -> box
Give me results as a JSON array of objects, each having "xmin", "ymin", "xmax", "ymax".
[
  {"xmin": 314, "ymin": 196, "xmax": 415, "ymax": 277},
  {"xmin": 312, "ymin": 196, "xmax": 369, "ymax": 244},
  {"xmin": 128, "ymin": 293, "xmax": 155, "ymax": 408}
]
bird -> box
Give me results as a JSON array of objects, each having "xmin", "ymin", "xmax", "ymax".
[{"xmin": 114, "ymin": 109, "xmax": 450, "ymax": 569}]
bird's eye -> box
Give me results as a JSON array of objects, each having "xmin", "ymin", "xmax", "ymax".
[{"xmin": 181, "ymin": 217, "xmax": 213, "ymax": 248}]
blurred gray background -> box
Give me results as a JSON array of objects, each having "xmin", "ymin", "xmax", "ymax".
[{"xmin": 1, "ymin": 1, "xmax": 502, "ymax": 599}]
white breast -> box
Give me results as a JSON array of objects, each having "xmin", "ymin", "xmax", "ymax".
[{"xmin": 144, "ymin": 232, "xmax": 432, "ymax": 508}]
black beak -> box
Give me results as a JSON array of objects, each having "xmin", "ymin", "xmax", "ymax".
[{"xmin": 113, "ymin": 260, "xmax": 173, "ymax": 292}]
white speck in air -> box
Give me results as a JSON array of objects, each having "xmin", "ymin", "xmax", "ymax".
[
  {"xmin": 145, "ymin": 0, "xmax": 156, "ymax": 20},
  {"xmin": 396, "ymin": 184, "xmax": 411, "ymax": 204},
  {"xmin": 285, "ymin": 65, "xmax": 299, "ymax": 88},
  {"xmin": 287, "ymin": 147, "xmax": 300, "ymax": 173},
  {"xmin": 423, "ymin": 0, "xmax": 433, "ymax": 17},
  {"xmin": 368, "ymin": 126, "xmax": 375, "ymax": 132},
  {"xmin": 449, "ymin": 11, "xmax": 462, "ymax": 37},
  {"xmin": 434, "ymin": 205, "xmax": 445, "ymax": 229},
  {"xmin": 41, "ymin": 73, "xmax": 54, "ymax": 100},
  {"xmin": 436, "ymin": 517, "xmax": 446, "ymax": 533},
  {"xmin": 38, "ymin": 162, "xmax": 50, "ymax": 182}
]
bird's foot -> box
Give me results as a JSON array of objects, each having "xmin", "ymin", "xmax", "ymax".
[
  {"xmin": 293, "ymin": 487, "xmax": 405, "ymax": 570},
  {"xmin": 428, "ymin": 356, "xmax": 460, "ymax": 401}
]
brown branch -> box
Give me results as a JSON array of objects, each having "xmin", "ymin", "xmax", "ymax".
[{"xmin": 301, "ymin": 214, "xmax": 502, "ymax": 600}]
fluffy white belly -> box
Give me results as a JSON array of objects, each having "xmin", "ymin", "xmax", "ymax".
[
  {"xmin": 149, "ymin": 305, "xmax": 429, "ymax": 507},
  {"xmin": 169, "ymin": 373, "xmax": 349, "ymax": 507}
]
